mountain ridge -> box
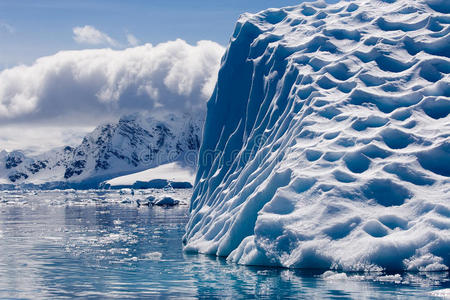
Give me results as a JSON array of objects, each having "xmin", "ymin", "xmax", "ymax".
[{"xmin": 0, "ymin": 111, "xmax": 203, "ymax": 188}]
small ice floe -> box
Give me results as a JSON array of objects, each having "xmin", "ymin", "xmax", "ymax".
[
  {"xmin": 121, "ymin": 198, "xmax": 132, "ymax": 204},
  {"xmin": 146, "ymin": 195, "xmax": 156, "ymax": 204},
  {"xmin": 322, "ymin": 271, "xmax": 348, "ymax": 281},
  {"xmin": 119, "ymin": 188, "xmax": 132, "ymax": 195},
  {"xmin": 375, "ymin": 274, "xmax": 402, "ymax": 284},
  {"xmin": 136, "ymin": 195, "xmax": 180, "ymax": 207},
  {"xmin": 143, "ymin": 251, "xmax": 163, "ymax": 261},
  {"xmin": 136, "ymin": 199, "xmax": 150, "ymax": 207},
  {"xmin": 153, "ymin": 196, "xmax": 179, "ymax": 206}
]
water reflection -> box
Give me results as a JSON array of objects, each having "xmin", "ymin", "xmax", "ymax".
[{"xmin": 0, "ymin": 191, "xmax": 448, "ymax": 299}]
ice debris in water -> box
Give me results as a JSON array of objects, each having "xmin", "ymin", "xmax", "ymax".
[{"xmin": 143, "ymin": 251, "xmax": 163, "ymax": 261}]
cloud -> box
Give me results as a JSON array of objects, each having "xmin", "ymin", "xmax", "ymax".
[
  {"xmin": 0, "ymin": 22, "xmax": 14, "ymax": 34},
  {"xmin": 0, "ymin": 125, "xmax": 91, "ymax": 155},
  {"xmin": 73, "ymin": 25, "xmax": 119, "ymax": 47},
  {"xmin": 127, "ymin": 33, "xmax": 140, "ymax": 46},
  {"xmin": 0, "ymin": 39, "xmax": 225, "ymax": 126}
]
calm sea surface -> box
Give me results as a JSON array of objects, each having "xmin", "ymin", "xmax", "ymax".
[{"xmin": 0, "ymin": 190, "xmax": 448, "ymax": 299}]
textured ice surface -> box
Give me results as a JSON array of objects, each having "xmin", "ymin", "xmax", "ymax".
[{"xmin": 184, "ymin": 0, "xmax": 450, "ymax": 271}]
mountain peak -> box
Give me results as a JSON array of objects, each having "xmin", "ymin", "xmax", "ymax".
[{"xmin": 0, "ymin": 111, "xmax": 203, "ymax": 186}]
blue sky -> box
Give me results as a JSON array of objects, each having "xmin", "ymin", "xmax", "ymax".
[{"xmin": 0, "ymin": 0, "xmax": 306, "ymax": 68}]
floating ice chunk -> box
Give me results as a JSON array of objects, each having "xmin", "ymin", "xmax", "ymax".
[
  {"xmin": 322, "ymin": 271, "xmax": 348, "ymax": 281},
  {"xmin": 143, "ymin": 251, "xmax": 163, "ymax": 261},
  {"xmin": 154, "ymin": 196, "xmax": 180, "ymax": 206}
]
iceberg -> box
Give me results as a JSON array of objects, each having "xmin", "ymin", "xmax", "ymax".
[
  {"xmin": 184, "ymin": 0, "xmax": 450, "ymax": 271},
  {"xmin": 103, "ymin": 162, "xmax": 195, "ymax": 189}
]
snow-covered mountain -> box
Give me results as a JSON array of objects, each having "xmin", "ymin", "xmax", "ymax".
[
  {"xmin": 184, "ymin": 0, "xmax": 450, "ymax": 272},
  {"xmin": 0, "ymin": 111, "xmax": 202, "ymax": 188}
]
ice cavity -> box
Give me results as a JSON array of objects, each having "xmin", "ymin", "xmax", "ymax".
[{"xmin": 183, "ymin": 0, "xmax": 450, "ymax": 271}]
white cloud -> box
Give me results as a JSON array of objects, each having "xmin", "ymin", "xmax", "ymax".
[
  {"xmin": 0, "ymin": 125, "xmax": 91, "ymax": 155},
  {"xmin": 0, "ymin": 39, "xmax": 225, "ymax": 126},
  {"xmin": 127, "ymin": 33, "xmax": 140, "ymax": 47},
  {"xmin": 73, "ymin": 25, "xmax": 119, "ymax": 47},
  {"xmin": 0, "ymin": 22, "xmax": 14, "ymax": 34}
]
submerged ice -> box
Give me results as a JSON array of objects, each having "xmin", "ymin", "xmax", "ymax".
[{"xmin": 184, "ymin": 0, "xmax": 450, "ymax": 271}]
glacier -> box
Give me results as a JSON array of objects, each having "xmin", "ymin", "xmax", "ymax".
[{"xmin": 184, "ymin": 0, "xmax": 450, "ymax": 271}]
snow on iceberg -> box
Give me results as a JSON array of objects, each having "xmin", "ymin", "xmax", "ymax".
[{"xmin": 184, "ymin": 0, "xmax": 450, "ymax": 272}]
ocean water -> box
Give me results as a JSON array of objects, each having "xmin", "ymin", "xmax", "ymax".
[{"xmin": 0, "ymin": 190, "xmax": 448, "ymax": 299}]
